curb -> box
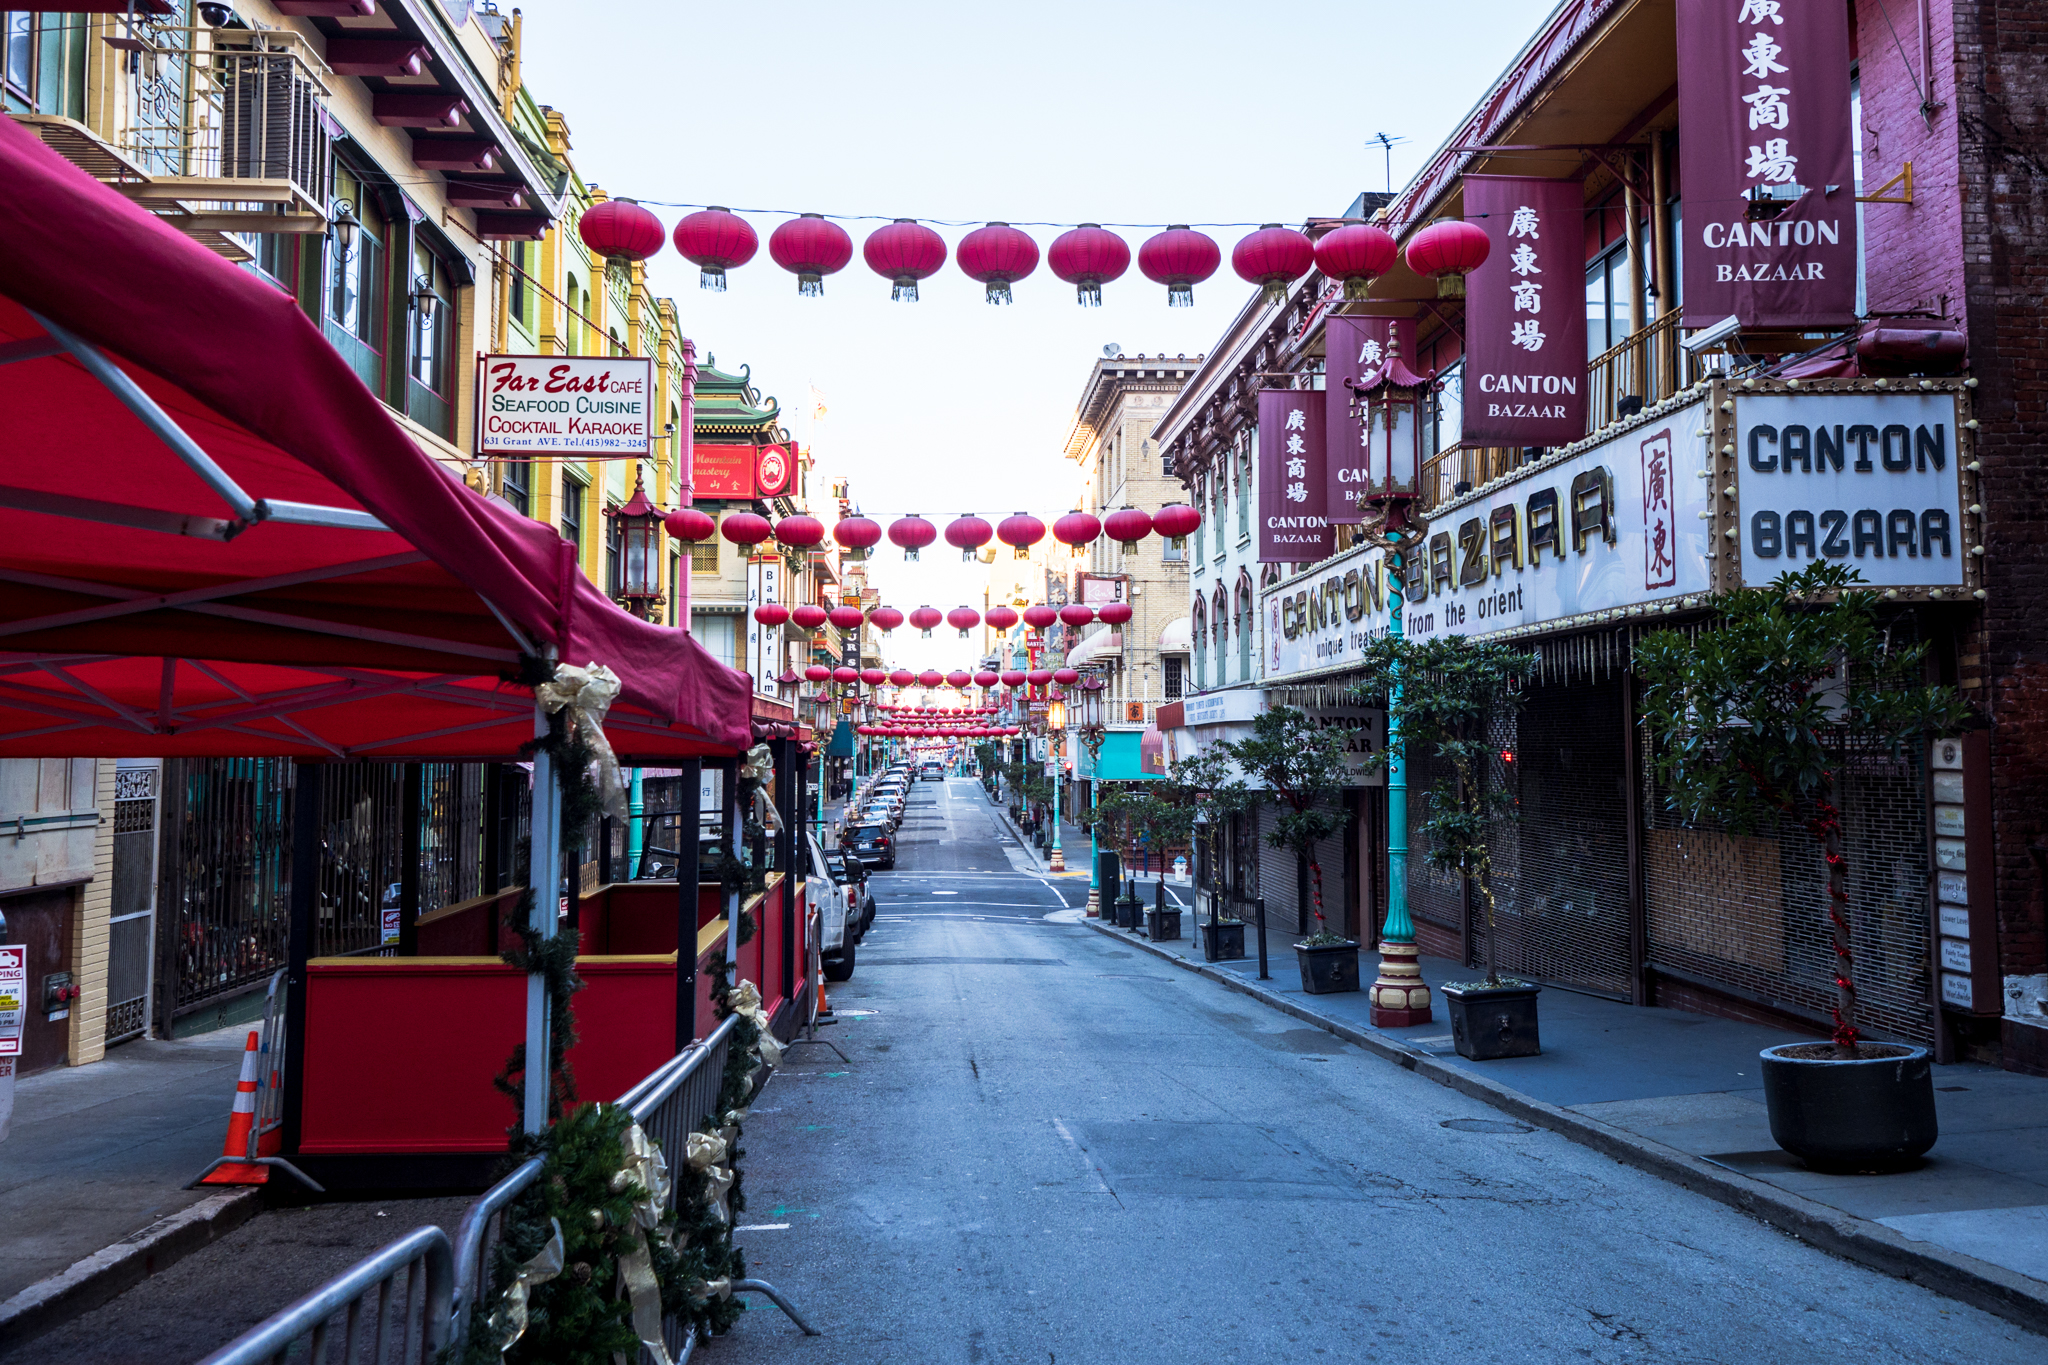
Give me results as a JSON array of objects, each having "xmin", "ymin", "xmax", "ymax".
[
  {"xmin": 1084, "ymin": 917, "xmax": 2048, "ymax": 1339},
  {"xmin": 0, "ymin": 1188, "xmax": 263, "ymax": 1352}
]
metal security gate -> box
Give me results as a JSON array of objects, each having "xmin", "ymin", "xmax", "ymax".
[
  {"xmin": 1644, "ymin": 739, "xmax": 1933, "ymax": 1044},
  {"xmin": 157, "ymin": 757, "xmax": 295, "ymax": 1035},
  {"xmin": 106, "ymin": 763, "xmax": 160, "ymax": 1044}
]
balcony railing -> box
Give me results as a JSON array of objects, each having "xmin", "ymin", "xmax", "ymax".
[{"xmin": 1421, "ymin": 309, "xmax": 1708, "ymax": 513}]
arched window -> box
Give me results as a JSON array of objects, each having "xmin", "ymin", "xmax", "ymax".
[
  {"xmin": 1212, "ymin": 584, "xmax": 1230, "ymax": 682},
  {"xmin": 1191, "ymin": 596, "xmax": 1208, "ymax": 690},
  {"xmin": 565, "ymin": 272, "xmax": 580, "ymax": 355},
  {"xmin": 1236, "ymin": 572, "xmax": 1254, "ymax": 676}
]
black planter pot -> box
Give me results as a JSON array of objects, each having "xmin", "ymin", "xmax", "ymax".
[
  {"xmin": 1202, "ymin": 921, "xmax": 1245, "ymax": 962},
  {"xmin": 1442, "ymin": 982, "xmax": 1542, "ymax": 1060},
  {"xmin": 1145, "ymin": 907, "xmax": 1181, "ymax": 942},
  {"xmin": 1760, "ymin": 1043, "xmax": 1938, "ymax": 1172},
  {"xmin": 1116, "ymin": 897, "xmax": 1144, "ymax": 930},
  {"xmin": 1295, "ymin": 941, "xmax": 1361, "ymax": 995}
]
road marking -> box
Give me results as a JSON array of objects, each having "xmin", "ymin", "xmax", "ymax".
[
  {"xmin": 736, "ymin": 1223, "xmax": 793, "ymax": 1231},
  {"xmin": 1051, "ymin": 1118, "xmax": 1117, "ymax": 1199}
]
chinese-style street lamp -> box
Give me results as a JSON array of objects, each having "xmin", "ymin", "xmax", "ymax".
[
  {"xmin": 1073, "ymin": 674, "xmax": 1109, "ymax": 912},
  {"xmin": 1346, "ymin": 331, "xmax": 1436, "ymax": 1029},
  {"xmin": 604, "ymin": 470, "xmax": 664, "ymax": 617}
]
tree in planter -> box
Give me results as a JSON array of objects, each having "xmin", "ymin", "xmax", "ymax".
[
  {"xmin": 1634, "ymin": 561, "xmax": 1969, "ymax": 1057},
  {"xmin": 1355, "ymin": 634, "xmax": 1535, "ymax": 985},
  {"xmin": 1223, "ymin": 706, "xmax": 1353, "ymax": 946},
  {"xmin": 1167, "ymin": 746, "xmax": 1252, "ymax": 919}
]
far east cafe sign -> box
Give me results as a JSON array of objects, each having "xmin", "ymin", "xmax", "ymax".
[{"xmin": 475, "ymin": 355, "xmax": 654, "ymax": 458}]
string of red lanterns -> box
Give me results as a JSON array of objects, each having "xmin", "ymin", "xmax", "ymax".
[
  {"xmin": 746, "ymin": 598, "xmax": 1137, "ymax": 633},
  {"xmin": 665, "ymin": 506, "xmax": 1204, "ymax": 559},
  {"xmin": 583, "ymin": 204, "xmax": 1410, "ymax": 309}
]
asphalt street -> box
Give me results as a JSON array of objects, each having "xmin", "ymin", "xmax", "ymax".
[{"xmin": 721, "ymin": 774, "xmax": 2043, "ymax": 1364}]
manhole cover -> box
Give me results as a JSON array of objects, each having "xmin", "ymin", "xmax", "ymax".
[{"xmin": 1439, "ymin": 1118, "xmax": 1534, "ymax": 1134}]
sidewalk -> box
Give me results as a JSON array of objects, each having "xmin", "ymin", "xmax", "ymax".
[{"xmin": 1090, "ymin": 889, "xmax": 2048, "ymax": 1334}]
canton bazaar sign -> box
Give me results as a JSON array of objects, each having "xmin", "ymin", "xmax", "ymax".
[
  {"xmin": 1253, "ymin": 382, "xmax": 1975, "ymax": 680},
  {"xmin": 476, "ymin": 355, "xmax": 653, "ymax": 458}
]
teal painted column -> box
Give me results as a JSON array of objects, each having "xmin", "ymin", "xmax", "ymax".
[
  {"xmin": 1370, "ymin": 526, "xmax": 1431, "ymax": 1026},
  {"xmin": 1088, "ymin": 775, "xmax": 1100, "ymax": 914},
  {"xmin": 627, "ymin": 766, "xmax": 644, "ymax": 879}
]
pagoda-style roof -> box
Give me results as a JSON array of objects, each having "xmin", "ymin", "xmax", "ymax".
[{"xmin": 694, "ymin": 353, "xmax": 787, "ymax": 443}]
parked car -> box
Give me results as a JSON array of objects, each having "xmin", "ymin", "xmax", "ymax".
[
  {"xmin": 844, "ymin": 820, "xmax": 896, "ymax": 870},
  {"xmin": 823, "ymin": 849, "xmax": 877, "ymax": 939},
  {"xmin": 808, "ymin": 831, "xmax": 856, "ymax": 982}
]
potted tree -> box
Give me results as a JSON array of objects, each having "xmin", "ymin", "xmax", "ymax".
[
  {"xmin": 1360, "ymin": 634, "xmax": 1538, "ymax": 1056},
  {"xmin": 1225, "ymin": 706, "xmax": 1358, "ymax": 995},
  {"xmin": 1636, "ymin": 561, "xmax": 1968, "ymax": 1170},
  {"xmin": 1171, "ymin": 747, "xmax": 1250, "ymax": 961}
]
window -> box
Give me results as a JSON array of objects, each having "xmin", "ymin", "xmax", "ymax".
[
  {"xmin": 4, "ymin": 11, "xmax": 33, "ymax": 102},
  {"xmin": 247, "ymin": 234, "xmax": 296, "ymax": 292},
  {"xmin": 1236, "ymin": 577, "xmax": 1253, "ymax": 677},
  {"xmin": 1162, "ymin": 532, "xmax": 1184, "ymax": 563},
  {"xmin": 510, "ymin": 240, "xmax": 530, "ymax": 331},
  {"xmin": 1212, "ymin": 586, "xmax": 1229, "ymax": 682},
  {"xmin": 688, "ymin": 541, "xmax": 719, "ymax": 574},
  {"xmin": 1586, "ymin": 242, "xmax": 1629, "ymax": 360},
  {"xmin": 565, "ymin": 273, "xmax": 580, "ymax": 355},
  {"xmin": 325, "ymin": 166, "xmax": 385, "ymax": 393},
  {"xmin": 605, "ymin": 505, "xmax": 624, "ymax": 597},
  {"xmin": 409, "ymin": 243, "xmax": 450, "ymax": 394},
  {"xmin": 502, "ymin": 459, "xmax": 530, "ymax": 515},
  {"xmin": 1429, "ymin": 360, "xmax": 1465, "ymax": 456},
  {"xmin": 1237, "ymin": 439, "xmax": 1251, "ymax": 538},
  {"xmin": 561, "ymin": 474, "xmax": 584, "ymax": 558},
  {"xmin": 1163, "ymin": 657, "xmax": 1184, "ymax": 700},
  {"xmin": 1191, "ymin": 598, "xmax": 1207, "ymax": 690},
  {"xmin": 667, "ymin": 550, "xmax": 680, "ymax": 625}
]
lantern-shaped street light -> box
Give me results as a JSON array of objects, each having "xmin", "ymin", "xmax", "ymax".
[
  {"xmin": 604, "ymin": 471, "xmax": 664, "ymax": 617},
  {"xmin": 1347, "ymin": 339, "xmax": 1434, "ymax": 527}
]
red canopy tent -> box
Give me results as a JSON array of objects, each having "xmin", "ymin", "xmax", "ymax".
[
  {"xmin": 0, "ymin": 113, "xmax": 749, "ymax": 761},
  {"xmin": 0, "ymin": 116, "xmax": 773, "ymax": 1174}
]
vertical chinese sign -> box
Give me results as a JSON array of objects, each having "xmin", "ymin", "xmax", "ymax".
[
  {"xmin": 1461, "ymin": 175, "xmax": 1588, "ymax": 449},
  {"xmin": 1677, "ymin": 0, "xmax": 1857, "ymax": 327},
  {"xmin": 1325, "ymin": 315, "xmax": 1416, "ymax": 523},
  {"xmin": 746, "ymin": 556, "xmax": 781, "ymax": 697},
  {"xmin": 1640, "ymin": 430, "xmax": 1678, "ymax": 591},
  {"xmin": 1257, "ymin": 388, "xmax": 1331, "ymax": 562}
]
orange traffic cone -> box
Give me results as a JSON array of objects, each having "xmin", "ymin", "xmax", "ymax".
[
  {"xmin": 197, "ymin": 1031, "xmax": 268, "ymax": 1185},
  {"xmin": 815, "ymin": 970, "xmax": 832, "ymax": 1020}
]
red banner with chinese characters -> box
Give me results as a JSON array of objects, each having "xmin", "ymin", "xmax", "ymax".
[
  {"xmin": 1461, "ymin": 175, "xmax": 1588, "ymax": 449},
  {"xmin": 1257, "ymin": 388, "xmax": 1332, "ymax": 563},
  {"xmin": 1324, "ymin": 314, "xmax": 1416, "ymax": 524},
  {"xmin": 692, "ymin": 442, "xmax": 755, "ymax": 498},
  {"xmin": 1677, "ymin": 0, "xmax": 1857, "ymax": 328}
]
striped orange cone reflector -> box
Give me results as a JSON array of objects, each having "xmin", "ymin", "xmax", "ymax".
[{"xmin": 197, "ymin": 1031, "xmax": 269, "ymax": 1185}]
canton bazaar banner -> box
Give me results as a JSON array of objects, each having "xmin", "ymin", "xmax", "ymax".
[
  {"xmin": 475, "ymin": 355, "xmax": 652, "ymax": 457},
  {"xmin": 1676, "ymin": 0, "xmax": 1858, "ymax": 328},
  {"xmin": 1256, "ymin": 388, "xmax": 1332, "ymax": 562},
  {"xmin": 1461, "ymin": 175, "xmax": 1587, "ymax": 448},
  {"xmin": 1324, "ymin": 315, "xmax": 1416, "ymax": 524}
]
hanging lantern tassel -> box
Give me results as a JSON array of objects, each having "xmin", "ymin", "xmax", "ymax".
[{"xmin": 799, "ymin": 273, "xmax": 824, "ymax": 298}]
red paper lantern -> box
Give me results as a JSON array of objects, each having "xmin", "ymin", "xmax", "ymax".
[
  {"xmin": 834, "ymin": 515, "xmax": 882, "ymax": 556},
  {"xmin": 946, "ymin": 606, "xmax": 981, "ymax": 637},
  {"xmin": 663, "ymin": 506, "xmax": 716, "ymax": 542},
  {"xmin": 790, "ymin": 603, "xmax": 828, "ymax": 630},
  {"xmin": 1103, "ymin": 507, "xmax": 1153, "ymax": 550},
  {"xmin": 752, "ymin": 603, "xmax": 790, "ymax": 627},
  {"xmin": 1232, "ymin": 223, "xmax": 1315, "ymax": 305},
  {"xmin": 1053, "ymin": 511, "xmax": 1101, "ymax": 549},
  {"xmin": 868, "ymin": 606, "xmax": 905, "ymax": 633},
  {"xmin": 944, "ymin": 515, "xmax": 993, "ymax": 561},
  {"xmin": 861, "ymin": 668, "xmax": 888, "ymax": 686},
  {"xmin": 1022, "ymin": 604, "xmax": 1059, "ymax": 630},
  {"xmin": 804, "ymin": 665, "xmax": 831, "ymax": 682},
  {"xmin": 908, "ymin": 606, "xmax": 943, "ymax": 637},
  {"xmin": 974, "ymin": 670, "xmax": 1000, "ymax": 687},
  {"xmin": 1026, "ymin": 669, "xmax": 1054, "ymax": 687},
  {"xmin": 774, "ymin": 514, "xmax": 825, "ymax": 548},
  {"xmin": 984, "ymin": 605, "xmax": 1019, "ymax": 631},
  {"xmin": 1138, "ymin": 225, "xmax": 1220, "ymax": 307},
  {"xmin": 1058, "ymin": 603, "xmax": 1094, "ymax": 628},
  {"xmin": 1048, "ymin": 223, "xmax": 1131, "ymax": 306},
  {"xmin": 918, "ymin": 669, "xmax": 944, "ymax": 688},
  {"xmin": 1097, "ymin": 601, "xmax": 1133, "ymax": 627},
  {"xmin": 719, "ymin": 511, "xmax": 772, "ymax": 546},
  {"xmin": 863, "ymin": 218, "xmax": 947, "ymax": 302},
  {"xmin": 1405, "ymin": 219, "xmax": 1490, "ymax": 279},
  {"xmin": 888, "ymin": 515, "xmax": 937, "ymax": 560},
  {"xmin": 1314, "ymin": 222, "xmax": 1398, "ymax": 300},
  {"xmin": 832, "ymin": 666, "xmax": 860, "ymax": 684},
  {"xmin": 1001, "ymin": 670, "xmax": 1027, "ymax": 688},
  {"xmin": 672, "ymin": 206, "xmax": 757, "ymax": 291},
  {"xmin": 1053, "ymin": 667, "xmax": 1079, "ymax": 686},
  {"xmin": 956, "ymin": 222, "xmax": 1038, "ymax": 304},
  {"xmin": 828, "ymin": 605, "xmax": 865, "ymax": 629},
  {"xmin": 997, "ymin": 512, "xmax": 1045, "ymax": 558},
  {"xmin": 1151, "ymin": 503, "xmax": 1201, "ymax": 541},
  {"xmin": 946, "ymin": 670, "xmax": 972, "ymax": 689},
  {"xmin": 768, "ymin": 212, "xmax": 854, "ymax": 296},
  {"xmin": 577, "ymin": 198, "xmax": 663, "ymax": 262},
  {"xmin": 889, "ymin": 668, "xmax": 916, "ymax": 687}
]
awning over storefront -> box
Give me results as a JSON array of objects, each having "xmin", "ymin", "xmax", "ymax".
[
  {"xmin": 0, "ymin": 115, "xmax": 751, "ymax": 760},
  {"xmin": 1065, "ymin": 627, "xmax": 1121, "ymax": 670},
  {"xmin": 1158, "ymin": 616, "xmax": 1191, "ymax": 652}
]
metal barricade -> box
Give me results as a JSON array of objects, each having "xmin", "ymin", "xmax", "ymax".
[
  {"xmin": 195, "ymin": 1225, "xmax": 453, "ymax": 1365},
  {"xmin": 188, "ymin": 968, "xmax": 322, "ymax": 1192}
]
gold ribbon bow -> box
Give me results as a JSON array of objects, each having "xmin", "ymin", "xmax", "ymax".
[
  {"xmin": 612, "ymin": 1121, "xmax": 675, "ymax": 1365},
  {"xmin": 724, "ymin": 983, "xmax": 783, "ymax": 1073},
  {"xmin": 740, "ymin": 744, "xmax": 784, "ymax": 833},
  {"xmin": 487, "ymin": 1217, "xmax": 564, "ymax": 1353},
  {"xmin": 685, "ymin": 1131, "xmax": 728, "ymax": 1171},
  {"xmin": 535, "ymin": 662, "xmax": 628, "ymax": 821},
  {"xmin": 687, "ymin": 1276, "xmax": 733, "ymax": 1304}
]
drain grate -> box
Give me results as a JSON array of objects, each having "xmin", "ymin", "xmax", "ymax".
[{"xmin": 1439, "ymin": 1118, "xmax": 1535, "ymax": 1134}]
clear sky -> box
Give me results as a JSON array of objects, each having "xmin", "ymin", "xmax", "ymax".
[{"xmin": 508, "ymin": 0, "xmax": 1553, "ymax": 666}]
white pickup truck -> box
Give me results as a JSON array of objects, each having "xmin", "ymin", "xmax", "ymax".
[{"xmin": 808, "ymin": 830, "xmax": 864, "ymax": 982}]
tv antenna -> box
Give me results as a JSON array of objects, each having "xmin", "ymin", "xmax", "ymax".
[{"xmin": 1369, "ymin": 132, "xmax": 1409, "ymax": 194}]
